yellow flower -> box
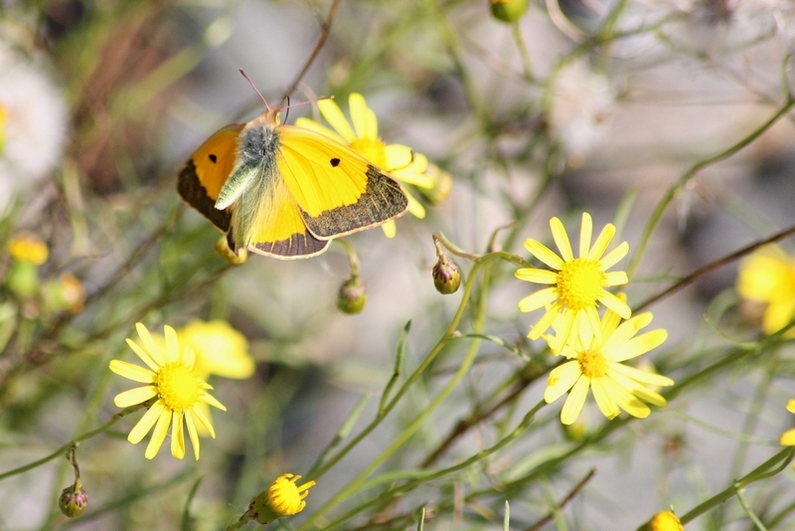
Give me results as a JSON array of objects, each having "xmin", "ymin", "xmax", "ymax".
[
  {"xmin": 0, "ymin": 104, "xmax": 7, "ymax": 154},
  {"xmin": 295, "ymin": 93, "xmax": 446, "ymax": 238},
  {"xmin": 7, "ymin": 233, "xmax": 48, "ymax": 264},
  {"xmin": 516, "ymin": 212, "xmax": 630, "ymax": 350},
  {"xmin": 247, "ymin": 473, "xmax": 315, "ymax": 524},
  {"xmin": 109, "ymin": 323, "xmax": 226, "ymax": 460},
  {"xmin": 779, "ymin": 399, "xmax": 795, "ymax": 450},
  {"xmin": 737, "ymin": 245, "xmax": 795, "ymax": 336},
  {"xmin": 649, "ymin": 510, "xmax": 683, "ymax": 531},
  {"xmin": 178, "ymin": 319, "xmax": 255, "ymax": 380},
  {"xmin": 543, "ymin": 300, "xmax": 672, "ymax": 425}
]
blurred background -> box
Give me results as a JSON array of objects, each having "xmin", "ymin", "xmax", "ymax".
[{"xmin": 2, "ymin": 0, "xmax": 795, "ymax": 529}]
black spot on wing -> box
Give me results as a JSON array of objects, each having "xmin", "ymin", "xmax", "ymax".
[
  {"xmin": 209, "ymin": 154, "xmax": 217, "ymax": 163},
  {"xmin": 330, "ymin": 157, "xmax": 340, "ymax": 167},
  {"xmin": 177, "ymin": 159, "xmax": 232, "ymax": 232}
]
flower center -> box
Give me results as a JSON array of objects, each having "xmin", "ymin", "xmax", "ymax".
[
  {"xmin": 268, "ymin": 474, "xmax": 315, "ymax": 516},
  {"xmin": 350, "ymin": 137, "xmax": 388, "ymax": 169},
  {"xmin": 154, "ymin": 362, "xmax": 202, "ymax": 411},
  {"xmin": 555, "ymin": 258, "xmax": 605, "ymax": 311},
  {"xmin": 577, "ymin": 349, "xmax": 608, "ymax": 378}
]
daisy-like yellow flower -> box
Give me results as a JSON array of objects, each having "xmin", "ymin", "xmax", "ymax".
[
  {"xmin": 247, "ymin": 473, "xmax": 315, "ymax": 524},
  {"xmin": 516, "ymin": 212, "xmax": 630, "ymax": 349},
  {"xmin": 109, "ymin": 323, "xmax": 226, "ymax": 460},
  {"xmin": 737, "ymin": 245, "xmax": 795, "ymax": 336},
  {"xmin": 543, "ymin": 299, "xmax": 672, "ymax": 425},
  {"xmin": 178, "ymin": 319, "xmax": 255, "ymax": 380},
  {"xmin": 295, "ymin": 93, "xmax": 445, "ymax": 238}
]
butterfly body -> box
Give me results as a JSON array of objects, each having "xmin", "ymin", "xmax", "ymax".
[{"xmin": 178, "ymin": 107, "xmax": 408, "ymax": 259}]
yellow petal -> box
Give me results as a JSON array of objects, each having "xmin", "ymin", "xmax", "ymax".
[
  {"xmin": 550, "ymin": 217, "xmax": 573, "ymax": 262},
  {"xmin": 144, "ymin": 404, "xmax": 172, "ymax": 459},
  {"xmin": 544, "ymin": 361, "xmax": 580, "ymax": 403},
  {"xmin": 193, "ymin": 404, "xmax": 217, "ymax": 438},
  {"xmin": 170, "ymin": 410, "xmax": 186, "ymax": 460},
  {"xmin": 202, "ymin": 392, "xmax": 227, "ymax": 412},
  {"xmin": 349, "ymin": 93, "xmax": 376, "ymax": 139},
  {"xmin": 136, "ymin": 323, "xmax": 164, "ymax": 365},
  {"xmin": 114, "ymin": 386, "xmax": 157, "ymax": 408},
  {"xmin": 598, "ymin": 291, "xmax": 632, "ymax": 319},
  {"xmin": 587, "ymin": 221, "xmax": 616, "ymax": 261},
  {"xmin": 109, "ymin": 359, "xmax": 155, "ymax": 383},
  {"xmin": 381, "ymin": 220, "xmax": 396, "ymax": 238},
  {"xmin": 781, "ymin": 428, "xmax": 795, "ymax": 446},
  {"xmin": 294, "ymin": 117, "xmax": 348, "ymax": 145},
  {"xmin": 518, "ymin": 288, "xmax": 558, "ymax": 313},
  {"xmin": 185, "ymin": 412, "xmax": 201, "ymax": 460},
  {"xmin": 591, "ymin": 377, "xmax": 621, "ymax": 420},
  {"xmin": 129, "ymin": 401, "xmax": 165, "ymax": 444},
  {"xmin": 600, "ymin": 241, "xmax": 629, "ymax": 270},
  {"xmin": 515, "ymin": 268, "xmax": 557, "ymax": 285},
  {"xmin": 560, "ymin": 376, "xmax": 590, "ymax": 425},
  {"xmin": 578, "ymin": 212, "xmax": 593, "ymax": 258},
  {"xmin": 406, "ymin": 190, "xmax": 426, "ymax": 219},
  {"xmin": 318, "ymin": 98, "xmax": 356, "ymax": 142},
  {"xmin": 125, "ymin": 338, "xmax": 160, "ymax": 372},
  {"xmin": 524, "ymin": 239, "xmax": 564, "ymax": 270}
]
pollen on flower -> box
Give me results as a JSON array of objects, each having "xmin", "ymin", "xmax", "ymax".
[
  {"xmin": 155, "ymin": 362, "xmax": 202, "ymax": 412},
  {"xmin": 577, "ymin": 349, "xmax": 608, "ymax": 378},
  {"xmin": 556, "ymin": 258, "xmax": 606, "ymax": 311}
]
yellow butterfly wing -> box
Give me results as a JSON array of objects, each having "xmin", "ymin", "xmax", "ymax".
[
  {"xmin": 177, "ymin": 124, "xmax": 243, "ymax": 233},
  {"xmin": 276, "ymin": 125, "xmax": 409, "ymax": 239},
  {"xmin": 244, "ymin": 176, "xmax": 329, "ymax": 258}
]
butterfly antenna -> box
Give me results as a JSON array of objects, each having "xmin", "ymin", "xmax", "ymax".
[{"xmin": 239, "ymin": 69, "xmax": 271, "ymax": 111}]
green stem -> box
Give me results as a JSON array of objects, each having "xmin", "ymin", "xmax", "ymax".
[
  {"xmin": 676, "ymin": 448, "xmax": 793, "ymax": 526},
  {"xmin": 0, "ymin": 405, "xmax": 142, "ymax": 481},
  {"xmin": 627, "ymin": 97, "xmax": 795, "ymax": 279},
  {"xmin": 299, "ymin": 257, "xmax": 495, "ymax": 529}
]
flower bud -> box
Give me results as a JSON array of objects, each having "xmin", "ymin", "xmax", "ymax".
[
  {"xmin": 337, "ymin": 276, "xmax": 366, "ymax": 314},
  {"xmin": 649, "ymin": 510, "xmax": 683, "ymax": 531},
  {"xmin": 490, "ymin": 0, "xmax": 528, "ymax": 23},
  {"xmin": 59, "ymin": 479, "xmax": 88, "ymax": 518},
  {"xmin": 248, "ymin": 473, "xmax": 315, "ymax": 525},
  {"xmin": 433, "ymin": 256, "xmax": 461, "ymax": 294},
  {"xmin": 417, "ymin": 164, "xmax": 453, "ymax": 206}
]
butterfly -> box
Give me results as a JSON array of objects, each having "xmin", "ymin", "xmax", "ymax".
[{"xmin": 177, "ymin": 98, "xmax": 408, "ymax": 259}]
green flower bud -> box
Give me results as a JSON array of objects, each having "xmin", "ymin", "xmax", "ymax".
[
  {"xmin": 59, "ymin": 479, "xmax": 88, "ymax": 518},
  {"xmin": 490, "ymin": 0, "xmax": 528, "ymax": 23},
  {"xmin": 337, "ymin": 276, "xmax": 366, "ymax": 314},
  {"xmin": 7, "ymin": 261, "xmax": 40, "ymax": 299},
  {"xmin": 433, "ymin": 257, "xmax": 461, "ymax": 294}
]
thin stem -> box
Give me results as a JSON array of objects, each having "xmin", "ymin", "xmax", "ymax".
[
  {"xmin": 0, "ymin": 405, "xmax": 142, "ymax": 481},
  {"xmin": 628, "ymin": 97, "xmax": 795, "ymax": 280}
]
